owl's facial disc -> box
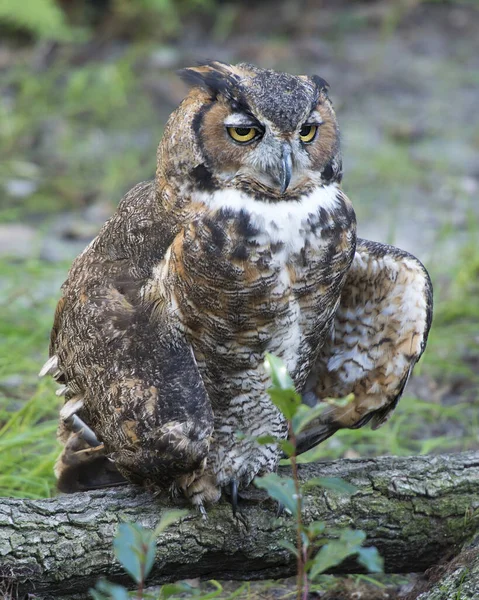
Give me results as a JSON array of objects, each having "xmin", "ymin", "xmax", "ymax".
[{"xmin": 183, "ymin": 62, "xmax": 341, "ymax": 197}]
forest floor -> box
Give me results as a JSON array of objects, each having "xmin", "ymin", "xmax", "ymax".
[{"xmin": 0, "ymin": 1, "xmax": 478, "ymax": 598}]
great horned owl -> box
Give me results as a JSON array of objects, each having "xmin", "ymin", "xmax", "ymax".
[{"xmin": 42, "ymin": 62, "xmax": 432, "ymax": 513}]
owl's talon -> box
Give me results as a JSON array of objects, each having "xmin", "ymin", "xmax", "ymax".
[
  {"xmin": 198, "ymin": 504, "xmax": 207, "ymax": 520},
  {"xmin": 64, "ymin": 414, "xmax": 101, "ymax": 448},
  {"xmin": 276, "ymin": 502, "xmax": 285, "ymax": 518},
  {"xmin": 229, "ymin": 479, "xmax": 239, "ymax": 517}
]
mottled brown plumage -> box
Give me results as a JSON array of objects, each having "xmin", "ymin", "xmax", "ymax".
[{"xmin": 43, "ymin": 62, "xmax": 432, "ymax": 511}]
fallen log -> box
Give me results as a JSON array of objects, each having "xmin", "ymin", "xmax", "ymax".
[
  {"xmin": 1, "ymin": 452, "xmax": 478, "ymax": 600},
  {"xmin": 406, "ymin": 533, "xmax": 479, "ymax": 600}
]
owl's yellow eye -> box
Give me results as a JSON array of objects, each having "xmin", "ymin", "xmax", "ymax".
[
  {"xmin": 299, "ymin": 124, "xmax": 318, "ymax": 143},
  {"xmin": 227, "ymin": 127, "xmax": 259, "ymax": 144}
]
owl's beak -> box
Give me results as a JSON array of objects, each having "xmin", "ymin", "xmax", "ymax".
[{"xmin": 279, "ymin": 143, "xmax": 292, "ymax": 194}]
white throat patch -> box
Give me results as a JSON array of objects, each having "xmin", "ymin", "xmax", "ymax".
[{"xmin": 194, "ymin": 184, "xmax": 341, "ymax": 254}]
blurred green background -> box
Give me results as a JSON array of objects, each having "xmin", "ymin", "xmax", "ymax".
[{"xmin": 0, "ymin": 0, "xmax": 478, "ymax": 506}]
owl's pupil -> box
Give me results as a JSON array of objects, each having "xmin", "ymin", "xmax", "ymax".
[
  {"xmin": 300, "ymin": 125, "xmax": 311, "ymax": 137},
  {"xmin": 235, "ymin": 128, "xmax": 251, "ymax": 136}
]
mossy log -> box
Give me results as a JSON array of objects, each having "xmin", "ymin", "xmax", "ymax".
[
  {"xmin": 1, "ymin": 452, "xmax": 478, "ymax": 599},
  {"xmin": 407, "ymin": 533, "xmax": 479, "ymax": 600}
]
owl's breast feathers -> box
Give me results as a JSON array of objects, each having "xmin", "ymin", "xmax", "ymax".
[{"xmin": 144, "ymin": 182, "xmax": 356, "ymax": 389}]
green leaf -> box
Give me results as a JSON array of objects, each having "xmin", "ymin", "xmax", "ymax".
[
  {"xmin": 256, "ymin": 434, "xmax": 278, "ymax": 445},
  {"xmin": 357, "ymin": 546, "xmax": 384, "ymax": 573},
  {"xmin": 192, "ymin": 580, "xmax": 224, "ymax": 599},
  {"xmin": 254, "ymin": 473, "xmax": 299, "ymax": 517},
  {"xmin": 309, "ymin": 528, "xmax": 367, "ymax": 580},
  {"xmin": 256, "ymin": 435, "xmax": 295, "ymax": 457},
  {"xmin": 303, "ymin": 477, "xmax": 357, "ymax": 495},
  {"xmin": 153, "ymin": 509, "xmax": 188, "ymax": 536},
  {"xmin": 341, "ymin": 528, "xmax": 367, "ymax": 547},
  {"xmin": 278, "ymin": 540, "xmax": 299, "ymax": 557},
  {"xmin": 142, "ymin": 537, "xmax": 157, "ymax": 582},
  {"xmin": 325, "ymin": 393, "xmax": 355, "ymax": 408},
  {"xmin": 310, "ymin": 540, "xmax": 352, "ymax": 579},
  {"xmin": 268, "ymin": 388, "xmax": 302, "ymax": 420},
  {"xmin": 278, "ymin": 439, "xmax": 296, "ymax": 457},
  {"xmin": 159, "ymin": 581, "xmax": 196, "ymax": 598},
  {"xmin": 291, "ymin": 402, "xmax": 327, "ymax": 435},
  {"xmin": 138, "ymin": 511, "xmax": 186, "ymax": 580},
  {"xmin": 265, "ymin": 353, "xmax": 294, "ymax": 390},
  {"xmin": 91, "ymin": 580, "xmax": 130, "ymax": 600},
  {"xmin": 306, "ymin": 521, "xmax": 326, "ymax": 537},
  {"xmin": 0, "ymin": 0, "xmax": 73, "ymax": 41},
  {"xmin": 113, "ymin": 522, "xmax": 147, "ymax": 584},
  {"xmin": 301, "ymin": 530, "xmax": 310, "ymax": 551}
]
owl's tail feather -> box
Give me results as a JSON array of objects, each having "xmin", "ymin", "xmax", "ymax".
[{"xmin": 294, "ymin": 423, "xmax": 339, "ymax": 457}]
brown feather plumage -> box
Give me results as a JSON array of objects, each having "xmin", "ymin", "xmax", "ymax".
[{"xmin": 43, "ymin": 62, "xmax": 432, "ymax": 510}]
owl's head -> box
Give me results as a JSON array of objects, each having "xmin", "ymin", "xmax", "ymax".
[{"xmin": 170, "ymin": 61, "xmax": 341, "ymax": 200}]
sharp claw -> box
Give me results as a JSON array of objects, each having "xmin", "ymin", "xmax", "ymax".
[
  {"xmin": 276, "ymin": 502, "xmax": 285, "ymax": 518},
  {"xmin": 39, "ymin": 355, "xmax": 59, "ymax": 378},
  {"xmin": 230, "ymin": 479, "xmax": 239, "ymax": 517},
  {"xmin": 64, "ymin": 414, "xmax": 101, "ymax": 447},
  {"xmin": 198, "ymin": 504, "xmax": 207, "ymax": 520}
]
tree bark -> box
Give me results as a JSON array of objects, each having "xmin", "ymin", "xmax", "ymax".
[
  {"xmin": 1, "ymin": 452, "xmax": 478, "ymax": 600},
  {"xmin": 406, "ymin": 534, "xmax": 479, "ymax": 600}
]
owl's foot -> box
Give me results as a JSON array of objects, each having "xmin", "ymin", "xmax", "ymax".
[
  {"xmin": 181, "ymin": 472, "xmax": 222, "ymax": 510},
  {"xmin": 181, "ymin": 471, "xmax": 244, "ymax": 519}
]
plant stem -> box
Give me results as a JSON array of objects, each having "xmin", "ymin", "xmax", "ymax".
[
  {"xmin": 138, "ymin": 547, "xmax": 146, "ymax": 600},
  {"xmin": 288, "ymin": 422, "xmax": 307, "ymax": 600}
]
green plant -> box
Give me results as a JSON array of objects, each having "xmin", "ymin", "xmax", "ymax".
[
  {"xmin": 254, "ymin": 354, "xmax": 383, "ymax": 600},
  {"xmin": 0, "ymin": 0, "xmax": 73, "ymax": 40},
  {"xmin": 0, "ymin": 0, "xmax": 215, "ymax": 42},
  {"xmin": 0, "ymin": 259, "xmax": 64, "ymax": 498},
  {"xmin": 90, "ymin": 510, "xmax": 202, "ymax": 600}
]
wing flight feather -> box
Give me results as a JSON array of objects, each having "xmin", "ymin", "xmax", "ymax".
[{"xmin": 297, "ymin": 238, "xmax": 433, "ymax": 454}]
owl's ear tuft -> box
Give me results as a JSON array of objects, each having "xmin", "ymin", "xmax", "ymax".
[
  {"xmin": 178, "ymin": 61, "xmax": 241, "ymax": 98},
  {"xmin": 311, "ymin": 75, "xmax": 330, "ymax": 95}
]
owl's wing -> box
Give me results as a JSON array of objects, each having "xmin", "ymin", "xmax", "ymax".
[
  {"xmin": 297, "ymin": 238, "xmax": 433, "ymax": 454},
  {"xmin": 45, "ymin": 182, "xmax": 214, "ymax": 491}
]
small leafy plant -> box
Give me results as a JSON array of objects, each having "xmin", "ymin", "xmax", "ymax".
[
  {"xmin": 90, "ymin": 510, "xmax": 199, "ymax": 600},
  {"xmin": 254, "ymin": 354, "xmax": 383, "ymax": 600}
]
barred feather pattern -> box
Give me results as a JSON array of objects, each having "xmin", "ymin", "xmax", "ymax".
[
  {"xmin": 297, "ymin": 239, "xmax": 433, "ymax": 453},
  {"xmin": 46, "ymin": 63, "xmax": 431, "ymax": 507},
  {"xmin": 143, "ymin": 183, "xmax": 356, "ymax": 501}
]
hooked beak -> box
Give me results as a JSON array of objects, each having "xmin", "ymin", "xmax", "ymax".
[{"xmin": 279, "ymin": 143, "xmax": 292, "ymax": 194}]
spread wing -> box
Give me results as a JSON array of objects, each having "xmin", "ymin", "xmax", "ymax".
[
  {"xmin": 297, "ymin": 238, "xmax": 433, "ymax": 454},
  {"xmin": 44, "ymin": 181, "xmax": 214, "ymax": 491}
]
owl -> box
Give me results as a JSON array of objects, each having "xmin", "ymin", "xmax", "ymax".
[{"xmin": 41, "ymin": 62, "xmax": 432, "ymax": 514}]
